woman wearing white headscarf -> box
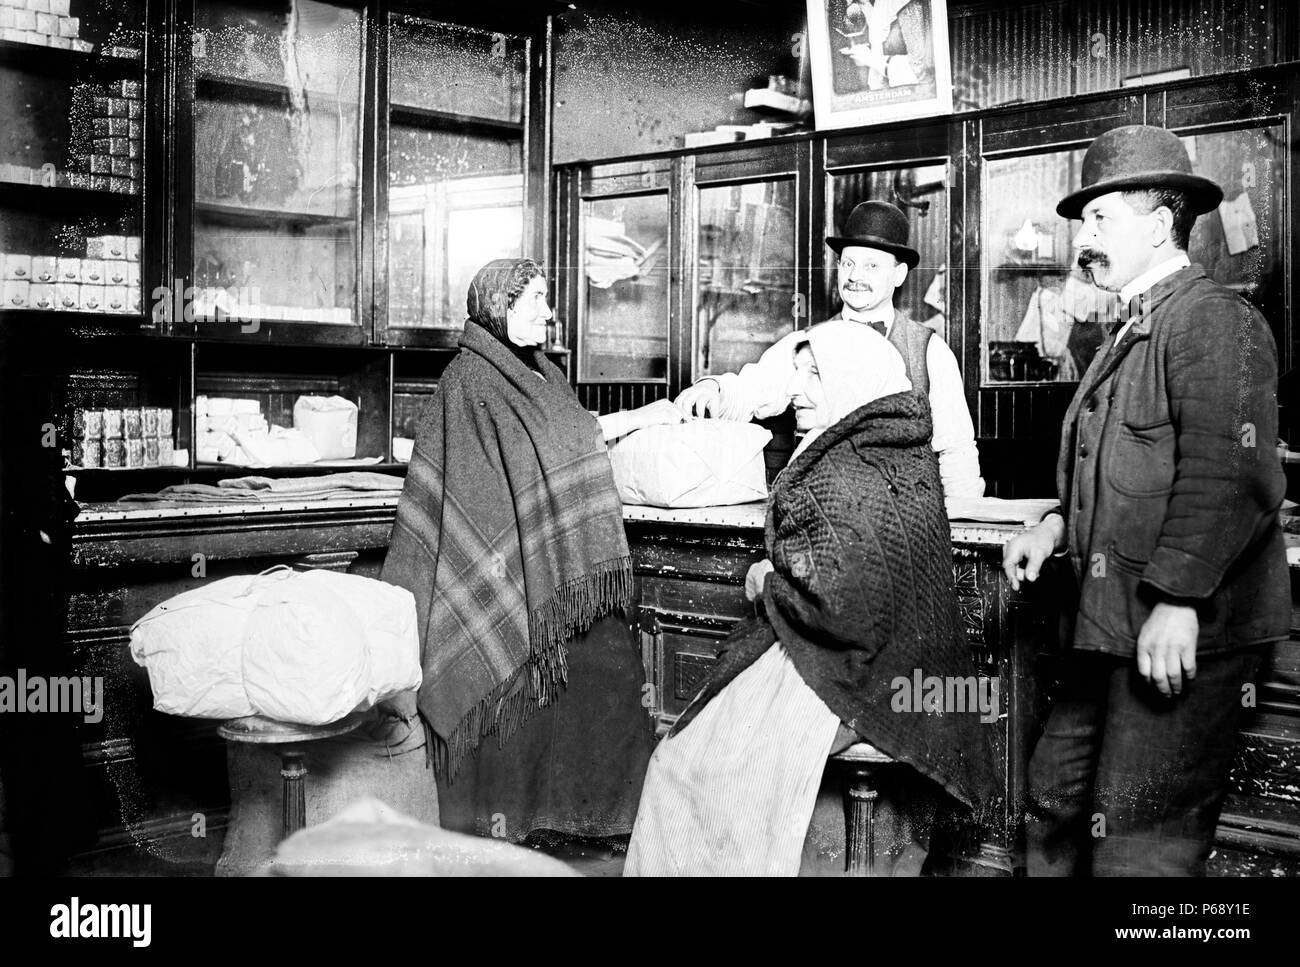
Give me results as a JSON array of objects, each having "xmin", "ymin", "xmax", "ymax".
[{"xmin": 625, "ymin": 322, "xmax": 997, "ymax": 876}]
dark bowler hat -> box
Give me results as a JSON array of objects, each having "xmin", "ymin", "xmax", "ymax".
[
  {"xmin": 1057, "ymin": 124, "xmax": 1223, "ymax": 220},
  {"xmin": 826, "ymin": 200, "xmax": 920, "ymax": 269}
]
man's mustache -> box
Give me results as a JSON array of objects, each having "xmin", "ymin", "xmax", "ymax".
[{"xmin": 1077, "ymin": 247, "xmax": 1109, "ymax": 270}]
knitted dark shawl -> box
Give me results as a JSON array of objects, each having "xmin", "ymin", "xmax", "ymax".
[
  {"xmin": 673, "ymin": 392, "xmax": 998, "ymax": 814},
  {"xmin": 381, "ymin": 321, "xmax": 632, "ymax": 779}
]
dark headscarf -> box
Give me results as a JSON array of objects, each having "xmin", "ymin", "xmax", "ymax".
[{"xmin": 466, "ymin": 258, "xmax": 546, "ymax": 370}]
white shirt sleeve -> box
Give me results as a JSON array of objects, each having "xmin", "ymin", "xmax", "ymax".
[
  {"xmin": 709, "ymin": 331, "xmax": 804, "ymax": 422},
  {"xmin": 925, "ymin": 336, "xmax": 985, "ymax": 498}
]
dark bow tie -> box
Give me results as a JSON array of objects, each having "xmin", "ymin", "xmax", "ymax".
[{"xmin": 865, "ymin": 319, "xmax": 888, "ymax": 337}]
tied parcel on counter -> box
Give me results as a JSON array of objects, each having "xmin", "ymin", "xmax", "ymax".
[{"xmin": 608, "ymin": 416, "xmax": 771, "ymax": 509}]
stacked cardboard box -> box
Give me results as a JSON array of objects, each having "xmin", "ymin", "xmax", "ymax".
[
  {"xmin": 70, "ymin": 405, "xmax": 175, "ymax": 469},
  {"xmin": 69, "ymin": 79, "xmax": 142, "ymax": 193},
  {"xmin": 1, "ymin": 235, "xmax": 142, "ymax": 313},
  {"xmin": 0, "ymin": 0, "xmax": 91, "ymax": 52}
]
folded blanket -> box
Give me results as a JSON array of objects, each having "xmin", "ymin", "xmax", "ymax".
[{"xmin": 120, "ymin": 472, "xmax": 406, "ymax": 503}]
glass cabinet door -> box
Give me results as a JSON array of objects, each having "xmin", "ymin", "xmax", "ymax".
[
  {"xmin": 1174, "ymin": 123, "xmax": 1286, "ymax": 347},
  {"xmin": 386, "ymin": 16, "xmax": 526, "ymax": 333},
  {"xmin": 827, "ymin": 161, "xmax": 950, "ymax": 335},
  {"xmin": 0, "ymin": 0, "xmax": 146, "ymax": 320},
  {"xmin": 982, "ymin": 147, "xmax": 1116, "ymax": 384},
  {"xmin": 190, "ymin": 0, "xmax": 363, "ymax": 329},
  {"xmin": 579, "ymin": 191, "xmax": 670, "ymax": 382},
  {"xmin": 693, "ymin": 178, "xmax": 796, "ymax": 379}
]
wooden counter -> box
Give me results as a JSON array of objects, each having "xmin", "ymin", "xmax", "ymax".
[{"xmin": 57, "ymin": 495, "xmax": 1300, "ymax": 875}]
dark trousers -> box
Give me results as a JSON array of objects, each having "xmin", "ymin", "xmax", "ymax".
[{"xmin": 1026, "ymin": 647, "xmax": 1262, "ymax": 876}]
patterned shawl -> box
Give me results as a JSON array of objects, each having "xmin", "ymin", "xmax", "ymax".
[
  {"xmin": 673, "ymin": 327, "xmax": 998, "ymax": 815},
  {"xmin": 381, "ymin": 269, "xmax": 632, "ymax": 779}
]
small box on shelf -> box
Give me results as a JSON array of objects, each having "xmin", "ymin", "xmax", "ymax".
[
  {"xmin": 4, "ymin": 254, "xmax": 32, "ymax": 279},
  {"xmin": 103, "ymin": 285, "xmax": 128, "ymax": 312},
  {"xmin": 54, "ymin": 281, "xmax": 79, "ymax": 310},
  {"xmin": 30, "ymin": 282, "xmax": 54, "ymax": 309},
  {"xmin": 31, "ymin": 256, "xmax": 57, "ymax": 283},
  {"xmin": 78, "ymin": 284, "xmax": 102, "ymax": 311},
  {"xmin": 3, "ymin": 280, "xmax": 29, "ymax": 308}
]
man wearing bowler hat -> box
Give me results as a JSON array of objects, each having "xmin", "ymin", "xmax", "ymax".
[
  {"xmin": 677, "ymin": 199, "xmax": 984, "ymax": 500},
  {"xmin": 1003, "ymin": 125, "xmax": 1289, "ymax": 875}
]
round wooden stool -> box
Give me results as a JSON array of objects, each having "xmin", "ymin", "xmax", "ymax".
[
  {"xmin": 830, "ymin": 740, "xmax": 898, "ymax": 876},
  {"xmin": 218, "ymin": 713, "xmax": 367, "ymax": 841}
]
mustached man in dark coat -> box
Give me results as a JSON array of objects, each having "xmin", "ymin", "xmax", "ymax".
[{"xmin": 1003, "ymin": 125, "xmax": 1289, "ymax": 876}]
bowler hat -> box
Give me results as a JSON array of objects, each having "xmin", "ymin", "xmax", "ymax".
[
  {"xmin": 826, "ymin": 201, "xmax": 920, "ymax": 269},
  {"xmin": 1057, "ymin": 124, "xmax": 1223, "ymax": 220}
]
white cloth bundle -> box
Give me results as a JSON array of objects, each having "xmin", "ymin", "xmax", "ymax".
[
  {"xmin": 130, "ymin": 568, "xmax": 421, "ymax": 724},
  {"xmin": 608, "ymin": 419, "xmax": 771, "ymax": 508}
]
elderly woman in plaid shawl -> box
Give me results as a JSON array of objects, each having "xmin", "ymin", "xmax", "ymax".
[{"xmin": 382, "ymin": 258, "xmax": 681, "ymax": 845}]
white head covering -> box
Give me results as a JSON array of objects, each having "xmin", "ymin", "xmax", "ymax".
[{"xmin": 791, "ymin": 320, "xmax": 912, "ymax": 458}]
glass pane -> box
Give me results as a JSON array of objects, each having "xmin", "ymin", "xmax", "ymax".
[
  {"xmin": 695, "ymin": 179, "xmax": 796, "ymax": 379},
  {"xmin": 191, "ymin": 1, "xmax": 362, "ymax": 325},
  {"xmin": 581, "ymin": 193, "xmax": 670, "ymax": 381},
  {"xmin": 830, "ymin": 163, "xmax": 950, "ymax": 335},
  {"xmin": 0, "ymin": 0, "xmax": 146, "ymax": 318},
  {"xmin": 387, "ymin": 127, "xmax": 523, "ymax": 329},
  {"xmin": 385, "ymin": 17, "xmax": 526, "ymax": 331},
  {"xmin": 1180, "ymin": 126, "xmax": 1284, "ymax": 330},
  {"xmin": 389, "ymin": 17, "xmax": 525, "ymax": 122},
  {"xmin": 983, "ymin": 149, "xmax": 1115, "ymax": 384}
]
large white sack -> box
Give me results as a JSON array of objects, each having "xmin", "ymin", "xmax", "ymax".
[
  {"xmin": 241, "ymin": 576, "xmax": 372, "ymax": 725},
  {"xmin": 129, "ymin": 571, "xmax": 291, "ymax": 719},
  {"xmin": 241, "ymin": 571, "xmax": 422, "ymax": 725},
  {"xmin": 608, "ymin": 420, "xmax": 771, "ymax": 508},
  {"xmin": 284, "ymin": 570, "xmax": 421, "ymax": 708}
]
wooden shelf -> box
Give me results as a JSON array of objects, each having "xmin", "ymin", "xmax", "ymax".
[
  {"xmin": 194, "ymin": 200, "xmax": 356, "ymax": 229},
  {"xmin": 0, "ymin": 179, "xmax": 138, "ymax": 212},
  {"xmin": 0, "ymin": 308, "xmax": 153, "ymax": 336},
  {"xmin": 0, "ymin": 38, "xmax": 140, "ymax": 79},
  {"xmin": 195, "ymin": 72, "xmax": 357, "ymax": 113},
  {"xmin": 389, "ymin": 103, "xmax": 524, "ymax": 136}
]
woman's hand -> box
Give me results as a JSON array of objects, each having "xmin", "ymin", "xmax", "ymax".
[
  {"xmin": 637, "ymin": 398, "xmax": 686, "ymax": 430},
  {"xmin": 597, "ymin": 399, "xmax": 685, "ymax": 443},
  {"xmin": 744, "ymin": 559, "xmax": 774, "ymax": 603}
]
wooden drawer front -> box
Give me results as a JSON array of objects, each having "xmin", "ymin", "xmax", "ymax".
[{"xmin": 638, "ymin": 606, "xmax": 739, "ymax": 733}]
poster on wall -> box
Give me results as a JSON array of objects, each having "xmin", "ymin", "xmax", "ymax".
[{"xmin": 805, "ymin": 0, "xmax": 953, "ymax": 129}]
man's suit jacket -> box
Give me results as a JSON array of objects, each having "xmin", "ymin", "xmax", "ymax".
[{"xmin": 1056, "ymin": 264, "xmax": 1289, "ymax": 657}]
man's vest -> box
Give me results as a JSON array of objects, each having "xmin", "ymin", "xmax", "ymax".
[{"xmin": 830, "ymin": 309, "xmax": 933, "ymax": 397}]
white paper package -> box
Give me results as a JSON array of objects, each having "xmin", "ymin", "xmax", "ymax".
[
  {"xmin": 293, "ymin": 395, "xmax": 358, "ymax": 460},
  {"xmin": 608, "ymin": 419, "xmax": 772, "ymax": 508}
]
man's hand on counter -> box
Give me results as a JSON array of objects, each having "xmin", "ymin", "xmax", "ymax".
[{"xmin": 1002, "ymin": 512, "xmax": 1066, "ymax": 591}]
